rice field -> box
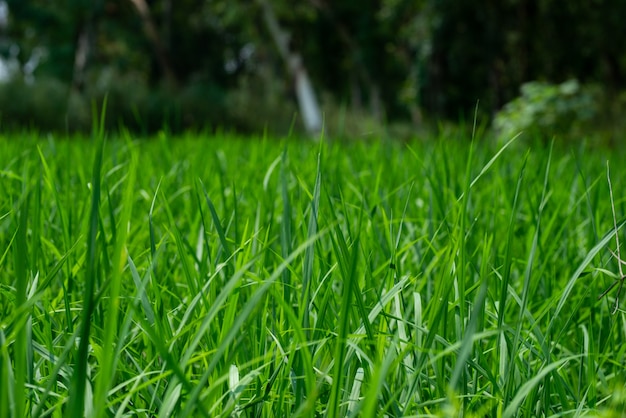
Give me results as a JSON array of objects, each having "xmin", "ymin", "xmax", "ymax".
[{"xmin": 1, "ymin": 131, "xmax": 625, "ymax": 417}]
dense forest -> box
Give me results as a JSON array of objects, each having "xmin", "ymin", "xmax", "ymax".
[{"xmin": 2, "ymin": 0, "xmax": 626, "ymax": 137}]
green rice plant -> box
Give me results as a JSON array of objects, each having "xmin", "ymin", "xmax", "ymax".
[
  {"xmin": 597, "ymin": 162, "xmax": 626, "ymax": 314},
  {"xmin": 1, "ymin": 131, "xmax": 626, "ymax": 417}
]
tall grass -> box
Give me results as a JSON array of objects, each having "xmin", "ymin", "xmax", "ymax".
[{"xmin": 1, "ymin": 132, "xmax": 626, "ymax": 417}]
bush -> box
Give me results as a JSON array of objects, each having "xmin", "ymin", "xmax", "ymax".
[
  {"xmin": 0, "ymin": 78, "xmax": 73, "ymax": 131},
  {"xmin": 0, "ymin": 70, "xmax": 235, "ymax": 134},
  {"xmin": 177, "ymin": 80, "xmax": 229, "ymax": 130},
  {"xmin": 86, "ymin": 69, "xmax": 164, "ymax": 132},
  {"xmin": 493, "ymin": 79, "xmax": 598, "ymax": 142}
]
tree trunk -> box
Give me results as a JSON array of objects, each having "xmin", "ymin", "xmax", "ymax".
[
  {"xmin": 127, "ymin": 0, "xmax": 177, "ymax": 85},
  {"xmin": 258, "ymin": 0, "xmax": 322, "ymax": 137},
  {"xmin": 72, "ymin": 26, "xmax": 90, "ymax": 91}
]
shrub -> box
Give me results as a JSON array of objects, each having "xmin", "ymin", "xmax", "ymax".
[
  {"xmin": 0, "ymin": 78, "xmax": 71, "ymax": 131},
  {"xmin": 493, "ymin": 79, "xmax": 598, "ymax": 142}
]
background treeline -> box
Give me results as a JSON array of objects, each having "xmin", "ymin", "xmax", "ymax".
[{"xmin": 2, "ymin": 0, "xmax": 626, "ymax": 138}]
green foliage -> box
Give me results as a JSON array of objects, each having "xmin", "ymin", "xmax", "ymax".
[
  {"xmin": 0, "ymin": 78, "xmax": 76, "ymax": 131},
  {"xmin": 493, "ymin": 79, "xmax": 598, "ymax": 141},
  {"xmin": 0, "ymin": 73, "xmax": 234, "ymax": 133},
  {"xmin": 4, "ymin": 0, "xmax": 626, "ymax": 133},
  {"xmin": 225, "ymin": 69, "xmax": 297, "ymax": 135}
]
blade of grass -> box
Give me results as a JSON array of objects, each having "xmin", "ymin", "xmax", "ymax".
[
  {"xmin": 294, "ymin": 147, "xmax": 322, "ymax": 407},
  {"xmin": 280, "ymin": 149, "xmax": 293, "ymax": 306},
  {"xmin": 464, "ymin": 132, "xmax": 522, "ymax": 196},
  {"xmin": 13, "ymin": 171, "xmax": 29, "ymax": 418},
  {"xmin": 198, "ymin": 179, "xmax": 234, "ymax": 266},
  {"xmin": 449, "ymin": 273, "xmax": 488, "ymax": 391},
  {"xmin": 94, "ymin": 143, "xmax": 138, "ymax": 418},
  {"xmin": 498, "ymin": 151, "xmax": 529, "ymax": 329},
  {"xmin": 0, "ymin": 329, "xmax": 10, "ymax": 418},
  {"xmin": 65, "ymin": 138, "xmax": 104, "ymax": 418},
  {"xmin": 302, "ymin": 149, "xmax": 321, "ymax": 335},
  {"xmin": 326, "ymin": 209, "xmax": 362, "ymax": 418},
  {"xmin": 504, "ymin": 143, "xmax": 553, "ymax": 404}
]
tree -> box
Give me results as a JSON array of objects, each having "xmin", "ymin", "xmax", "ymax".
[
  {"xmin": 257, "ymin": 0, "xmax": 322, "ymax": 136},
  {"xmin": 127, "ymin": 0, "xmax": 177, "ymax": 85}
]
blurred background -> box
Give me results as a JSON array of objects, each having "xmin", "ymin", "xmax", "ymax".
[{"xmin": 1, "ymin": 0, "xmax": 625, "ymax": 140}]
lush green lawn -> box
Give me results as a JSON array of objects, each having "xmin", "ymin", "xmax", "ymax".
[{"xmin": 1, "ymin": 132, "xmax": 625, "ymax": 417}]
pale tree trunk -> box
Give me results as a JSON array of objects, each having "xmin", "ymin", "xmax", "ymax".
[
  {"xmin": 127, "ymin": 0, "xmax": 177, "ymax": 85},
  {"xmin": 258, "ymin": 0, "xmax": 322, "ymax": 137},
  {"xmin": 69, "ymin": 0, "xmax": 94, "ymax": 92},
  {"xmin": 72, "ymin": 27, "xmax": 90, "ymax": 91},
  {"xmin": 68, "ymin": 10, "xmax": 94, "ymax": 129}
]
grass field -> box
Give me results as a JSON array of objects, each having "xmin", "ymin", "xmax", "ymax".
[{"xmin": 1, "ymin": 131, "xmax": 626, "ymax": 417}]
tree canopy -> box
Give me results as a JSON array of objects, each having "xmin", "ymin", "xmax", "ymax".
[{"xmin": 1, "ymin": 0, "xmax": 625, "ymax": 135}]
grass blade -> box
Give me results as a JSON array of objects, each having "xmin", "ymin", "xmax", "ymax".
[
  {"xmin": 65, "ymin": 139, "xmax": 104, "ymax": 418},
  {"xmin": 94, "ymin": 143, "xmax": 137, "ymax": 418}
]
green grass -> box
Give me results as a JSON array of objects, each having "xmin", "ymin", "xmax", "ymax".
[{"xmin": 1, "ymin": 131, "xmax": 626, "ymax": 417}]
